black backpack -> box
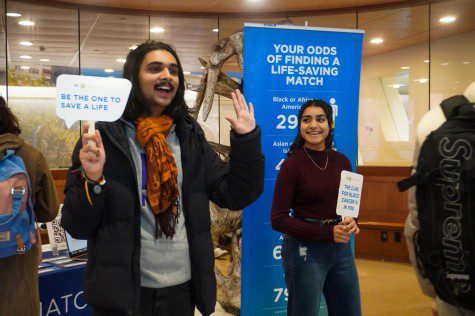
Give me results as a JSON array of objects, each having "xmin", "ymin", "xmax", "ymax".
[{"xmin": 398, "ymin": 95, "xmax": 475, "ymax": 310}]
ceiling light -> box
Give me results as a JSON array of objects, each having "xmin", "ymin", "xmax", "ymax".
[
  {"xmin": 247, "ymin": 0, "xmax": 262, "ymax": 2},
  {"xmin": 115, "ymin": 58, "xmax": 126, "ymax": 63},
  {"xmin": 184, "ymin": 71, "xmax": 191, "ymax": 75},
  {"xmin": 212, "ymin": 28, "xmax": 219, "ymax": 33},
  {"xmin": 200, "ymin": 66, "xmax": 205, "ymax": 69},
  {"xmin": 439, "ymin": 16, "xmax": 456, "ymax": 24},
  {"xmin": 20, "ymin": 55, "xmax": 32, "ymax": 59},
  {"xmin": 150, "ymin": 27, "xmax": 165, "ymax": 33},
  {"xmin": 19, "ymin": 41, "xmax": 33, "ymax": 46},
  {"xmin": 104, "ymin": 69, "xmax": 114, "ymax": 73},
  {"xmin": 401, "ymin": 66, "xmax": 410, "ymax": 70},
  {"xmin": 413, "ymin": 78, "xmax": 429, "ymax": 83},
  {"xmin": 370, "ymin": 38, "xmax": 384, "ymax": 44},
  {"xmin": 441, "ymin": 62, "xmax": 449, "ymax": 66},
  {"xmin": 455, "ymin": 81, "xmax": 460, "ymax": 84},
  {"xmin": 20, "ymin": 66, "xmax": 30, "ymax": 70},
  {"xmin": 40, "ymin": 58, "xmax": 50, "ymax": 62},
  {"xmin": 6, "ymin": 12, "xmax": 21, "ymax": 17},
  {"xmin": 424, "ymin": 60, "xmax": 429, "ymax": 63},
  {"xmin": 19, "ymin": 20, "xmax": 35, "ymax": 26},
  {"xmin": 129, "ymin": 45, "xmax": 138, "ymax": 50},
  {"xmin": 462, "ymin": 61, "xmax": 470, "ymax": 64}
]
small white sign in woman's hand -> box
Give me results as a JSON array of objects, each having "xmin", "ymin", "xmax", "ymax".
[{"xmin": 336, "ymin": 171, "xmax": 363, "ymax": 218}]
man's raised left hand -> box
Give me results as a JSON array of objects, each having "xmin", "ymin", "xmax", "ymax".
[{"xmin": 226, "ymin": 89, "xmax": 256, "ymax": 134}]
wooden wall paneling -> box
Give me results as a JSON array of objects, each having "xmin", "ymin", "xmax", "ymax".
[
  {"xmin": 51, "ymin": 169, "xmax": 68, "ymax": 203},
  {"xmin": 40, "ymin": 169, "xmax": 68, "ymax": 244},
  {"xmin": 355, "ymin": 222, "xmax": 409, "ymax": 262},
  {"xmin": 355, "ymin": 166, "xmax": 411, "ymax": 262}
]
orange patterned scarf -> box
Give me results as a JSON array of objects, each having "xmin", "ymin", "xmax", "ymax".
[{"xmin": 135, "ymin": 115, "xmax": 179, "ymax": 239}]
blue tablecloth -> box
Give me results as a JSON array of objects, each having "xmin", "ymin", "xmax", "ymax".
[{"xmin": 39, "ymin": 251, "xmax": 91, "ymax": 315}]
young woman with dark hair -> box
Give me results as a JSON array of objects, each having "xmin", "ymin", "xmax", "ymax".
[
  {"xmin": 61, "ymin": 40, "xmax": 264, "ymax": 316},
  {"xmin": 0, "ymin": 96, "xmax": 59, "ymax": 315},
  {"xmin": 271, "ymin": 99, "xmax": 361, "ymax": 316}
]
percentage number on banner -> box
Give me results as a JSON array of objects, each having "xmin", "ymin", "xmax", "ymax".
[
  {"xmin": 273, "ymin": 245, "xmax": 282, "ymax": 259},
  {"xmin": 273, "ymin": 288, "xmax": 289, "ymax": 303},
  {"xmin": 276, "ymin": 114, "xmax": 298, "ymax": 129}
]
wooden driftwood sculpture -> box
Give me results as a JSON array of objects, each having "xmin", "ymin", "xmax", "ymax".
[
  {"xmin": 193, "ymin": 20, "xmax": 293, "ymax": 122},
  {"xmin": 192, "ymin": 30, "xmax": 244, "ymax": 121},
  {"xmin": 215, "ymin": 227, "xmax": 242, "ymax": 315},
  {"xmin": 208, "ymin": 142, "xmax": 242, "ymax": 315}
]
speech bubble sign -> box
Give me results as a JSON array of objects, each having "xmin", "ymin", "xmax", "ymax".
[
  {"xmin": 56, "ymin": 74, "xmax": 132, "ymax": 128},
  {"xmin": 336, "ymin": 170, "xmax": 364, "ymax": 219}
]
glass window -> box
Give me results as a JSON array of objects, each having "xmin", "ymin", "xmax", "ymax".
[
  {"xmin": 7, "ymin": 1, "xmax": 80, "ymax": 168},
  {"xmin": 379, "ymin": 73, "xmax": 410, "ymax": 141},
  {"xmin": 358, "ymin": 5, "xmax": 429, "ymax": 166},
  {"xmin": 430, "ymin": 0, "xmax": 475, "ymax": 107},
  {"xmin": 79, "ymin": 12, "xmax": 149, "ymax": 78}
]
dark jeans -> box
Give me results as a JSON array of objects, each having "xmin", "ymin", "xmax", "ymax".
[
  {"xmin": 282, "ymin": 236, "xmax": 361, "ymax": 316},
  {"xmin": 93, "ymin": 281, "xmax": 194, "ymax": 316}
]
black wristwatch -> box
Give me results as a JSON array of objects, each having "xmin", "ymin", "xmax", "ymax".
[
  {"xmin": 82, "ymin": 168, "xmax": 106, "ymax": 194},
  {"xmin": 91, "ymin": 177, "xmax": 106, "ymax": 194}
]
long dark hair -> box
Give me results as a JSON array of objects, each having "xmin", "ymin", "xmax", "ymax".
[
  {"xmin": 0, "ymin": 96, "xmax": 21, "ymax": 135},
  {"xmin": 122, "ymin": 40, "xmax": 190, "ymax": 122},
  {"xmin": 288, "ymin": 99, "xmax": 334, "ymax": 156}
]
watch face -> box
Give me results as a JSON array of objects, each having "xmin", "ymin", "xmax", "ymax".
[{"xmin": 93, "ymin": 184, "xmax": 102, "ymax": 194}]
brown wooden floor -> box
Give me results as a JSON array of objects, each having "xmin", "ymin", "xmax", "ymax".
[
  {"xmin": 206, "ymin": 257, "xmax": 433, "ymax": 315},
  {"xmin": 358, "ymin": 259, "xmax": 433, "ymax": 316}
]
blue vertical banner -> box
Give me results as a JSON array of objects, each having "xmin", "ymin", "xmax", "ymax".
[{"xmin": 241, "ymin": 24, "xmax": 364, "ymax": 315}]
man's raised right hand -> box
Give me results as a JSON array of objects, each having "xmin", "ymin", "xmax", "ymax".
[{"xmin": 79, "ymin": 122, "xmax": 106, "ymax": 182}]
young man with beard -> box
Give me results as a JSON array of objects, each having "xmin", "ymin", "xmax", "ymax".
[{"xmin": 61, "ymin": 41, "xmax": 264, "ymax": 316}]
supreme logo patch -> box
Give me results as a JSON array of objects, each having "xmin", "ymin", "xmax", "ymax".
[{"xmin": 0, "ymin": 231, "xmax": 11, "ymax": 242}]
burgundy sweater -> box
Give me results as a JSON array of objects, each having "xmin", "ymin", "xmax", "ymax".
[{"xmin": 271, "ymin": 147, "xmax": 352, "ymax": 242}]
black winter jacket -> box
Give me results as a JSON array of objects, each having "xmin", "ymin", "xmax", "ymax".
[{"xmin": 61, "ymin": 115, "xmax": 264, "ymax": 315}]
